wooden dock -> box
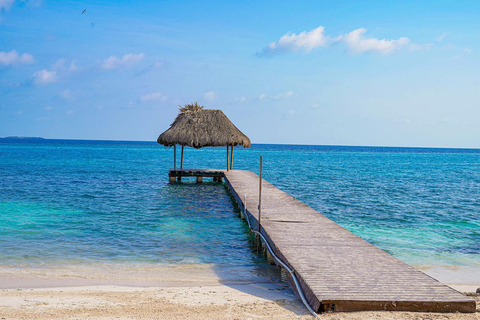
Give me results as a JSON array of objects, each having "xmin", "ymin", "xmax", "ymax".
[
  {"xmin": 169, "ymin": 169, "xmax": 224, "ymax": 183},
  {"xmin": 172, "ymin": 169, "xmax": 476, "ymax": 313}
]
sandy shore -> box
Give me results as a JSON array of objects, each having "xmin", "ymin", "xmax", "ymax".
[
  {"xmin": 0, "ymin": 264, "xmax": 478, "ymax": 319},
  {"xmin": 0, "ymin": 284, "xmax": 478, "ymax": 320}
]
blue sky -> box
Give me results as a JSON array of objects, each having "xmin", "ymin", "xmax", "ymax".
[{"xmin": 1, "ymin": 0, "xmax": 479, "ymax": 147}]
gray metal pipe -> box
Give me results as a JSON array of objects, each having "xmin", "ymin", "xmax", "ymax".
[{"xmin": 242, "ymin": 195, "xmax": 319, "ymax": 318}]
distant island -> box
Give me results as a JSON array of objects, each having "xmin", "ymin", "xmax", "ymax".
[{"xmin": 0, "ymin": 136, "xmax": 45, "ymax": 140}]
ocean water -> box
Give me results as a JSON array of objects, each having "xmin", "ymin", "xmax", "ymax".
[{"xmin": 1, "ymin": 140, "xmax": 479, "ymax": 281}]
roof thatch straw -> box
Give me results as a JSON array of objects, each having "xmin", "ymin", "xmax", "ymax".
[{"xmin": 157, "ymin": 107, "xmax": 251, "ymax": 149}]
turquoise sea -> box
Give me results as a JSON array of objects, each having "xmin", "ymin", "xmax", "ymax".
[{"xmin": 1, "ymin": 140, "xmax": 479, "ymax": 282}]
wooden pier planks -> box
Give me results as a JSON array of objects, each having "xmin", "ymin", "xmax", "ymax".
[{"xmin": 223, "ymin": 170, "xmax": 476, "ymax": 313}]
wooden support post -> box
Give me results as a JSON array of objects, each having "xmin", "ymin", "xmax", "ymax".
[
  {"xmin": 230, "ymin": 145, "xmax": 234, "ymax": 170},
  {"xmin": 196, "ymin": 176, "xmax": 203, "ymax": 183},
  {"xmin": 266, "ymin": 250, "xmax": 275, "ymax": 265},
  {"xmin": 256, "ymin": 234, "xmax": 262, "ymax": 253},
  {"xmin": 169, "ymin": 175, "xmax": 176, "ymax": 183},
  {"xmin": 226, "ymin": 145, "xmax": 229, "ymax": 171},
  {"xmin": 174, "ymin": 145, "xmax": 177, "ymax": 171},
  {"xmin": 180, "ymin": 145, "xmax": 184, "ymax": 169}
]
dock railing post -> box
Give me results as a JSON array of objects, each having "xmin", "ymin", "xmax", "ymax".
[
  {"xmin": 258, "ymin": 156, "xmax": 262, "ymax": 231},
  {"xmin": 257, "ymin": 156, "xmax": 263, "ymax": 253}
]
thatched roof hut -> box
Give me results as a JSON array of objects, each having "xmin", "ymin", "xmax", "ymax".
[
  {"xmin": 157, "ymin": 105, "xmax": 250, "ymax": 172},
  {"xmin": 157, "ymin": 109, "xmax": 251, "ymax": 149}
]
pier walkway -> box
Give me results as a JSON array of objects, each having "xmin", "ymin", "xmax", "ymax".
[{"xmin": 222, "ymin": 170, "xmax": 475, "ymax": 313}]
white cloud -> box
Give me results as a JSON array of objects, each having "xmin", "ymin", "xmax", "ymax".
[
  {"xmin": 51, "ymin": 59, "xmax": 65, "ymax": 70},
  {"xmin": 52, "ymin": 59, "xmax": 78, "ymax": 72},
  {"xmin": 61, "ymin": 89, "xmax": 72, "ymax": 100},
  {"xmin": 442, "ymin": 44, "xmax": 457, "ymax": 50},
  {"xmin": 260, "ymin": 26, "xmax": 426, "ymax": 56},
  {"xmin": 235, "ymin": 97, "xmax": 246, "ymax": 103},
  {"xmin": 0, "ymin": 1, "xmax": 41, "ymax": 21},
  {"xmin": 0, "ymin": 0, "xmax": 14, "ymax": 19},
  {"xmin": 102, "ymin": 53, "xmax": 145, "ymax": 70},
  {"xmin": 203, "ymin": 91, "xmax": 216, "ymax": 101},
  {"xmin": 453, "ymin": 47, "xmax": 474, "ymax": 59},
  {"xmin": 409, "ymin": 43, "xmax": 434, "ymax": 51},
  {"xmin": 261, "ymin": 26, "xmax": 328, "ymax": 55},
  {"xmin": 393, "ymin": 119, "xmax": 411, "ymax": 124},
  {"xmin": 273, "ymin": 91, "xmax": 293, "ymax": 99},
  {"xmin": 0, "ymin": 0, "xmax": 15, "ymax": 10},
  {"xmin": 259, "ymin": 91, "xmax": 294, "ymax": 101},
  {"xmin": 140, "ymin": 91, "xmax": 167, "ymax": 103},
  {"xmin": 31, "ymin": 60, "xmax": 78, "ymax": 87},
  {"xmin": 437, "ymin": 33, "xmax": 449, "ymax": 42},
  {"xmin": 281, "ymin": 109, "xmax": 297, "ymax": 118},
  {"xmin": 134, "ymin": 60, "xmax": 164, "ymax": 76},
  {"xmin": 33, "ymin": 69, "xmax": 57, "ymax": 85},
  {"xmin": 336, "ymin": 28, "xmax": 410, "ymax": 54},
  {"xmin": 312, "ymin": 103, "xmax": 320, "ymax": 108},
  {"xmin": 0, "ymin": 50, "xmax": 34, "ymax": 66},
  {"xmin": 69, "ymin": 60, "xmax": 78, "ymax": 71}
]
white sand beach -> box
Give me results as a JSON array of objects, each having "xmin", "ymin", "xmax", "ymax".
[{"xmin": 0, "ymin": 264, "xmax": 478, "ymax": 319}]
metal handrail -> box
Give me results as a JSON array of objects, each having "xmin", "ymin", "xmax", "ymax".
[{"xmin": 243, "ymin": 195, "xmax": 319, "ymax": 318}]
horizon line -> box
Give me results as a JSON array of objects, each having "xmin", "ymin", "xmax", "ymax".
[{"xmin": 1, "ymin": 136, "xmax": 479, "ymax": 151}]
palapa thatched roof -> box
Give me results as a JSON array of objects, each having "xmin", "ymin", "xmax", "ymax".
[{"xmin": 157, "ymin": 109, "xmax": 251, "ymax": 149}]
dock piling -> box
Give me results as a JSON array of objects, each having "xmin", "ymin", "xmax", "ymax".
[
  {"xmin": 266, "ymin": 249, "xmax": 275, "ymax": 265},
  {"xmin": 174, "ymin": 145, "xmax": 177, "ymax": 171},
  {"xmin": 180, "ymin": 145, "xmax": 184, "ymax": 169},
  {"xmin": 255, "ymin": 234, "xmax": 262, "ymax": 253},
  {"xmin": 226, "ymin": 145, "xmax": 230, "ymax": 171}
]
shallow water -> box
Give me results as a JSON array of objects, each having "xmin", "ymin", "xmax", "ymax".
[{"xmin": 1, "ymin": 140, "xmax": 479, "ymax": 282}]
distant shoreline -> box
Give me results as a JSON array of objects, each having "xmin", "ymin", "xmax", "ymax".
[{"xmin": 0, "ymin": 136, "xmax": 45, "ymax": 140}]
